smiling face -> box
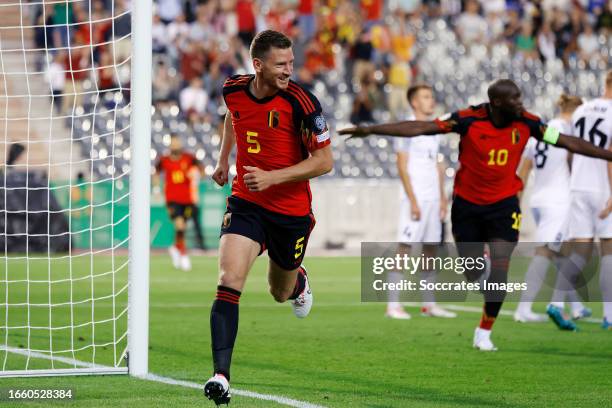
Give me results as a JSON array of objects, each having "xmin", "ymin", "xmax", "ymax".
[{"xmin": 253, "ymin": 46, "xmax": 294, "ymax": 91}]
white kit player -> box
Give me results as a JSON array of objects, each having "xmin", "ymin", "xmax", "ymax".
[
  {"xmin": 514, "ymin": 94, "xmax": 590, "ymax": 322},
  {"xmin": 548, "ymin": 71, "xmax": 612, "ymax": 331},
  {"xmin": 386, "ymin": 84, "xmax": 456, "ymax": 319}
]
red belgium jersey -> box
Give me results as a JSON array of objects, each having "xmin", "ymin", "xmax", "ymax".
[
  {"xmin": 435, "ymin": 103, "xmax": 546, "ymax": 205},
  {"xmin": 223, "ymin": 75, "xmax": 331, "ymax": 216},
  {"xmin": 156, "ymin": 152, "xmax": 199, "ymax": 205}
]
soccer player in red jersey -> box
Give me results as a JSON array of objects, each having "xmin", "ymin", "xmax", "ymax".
[
  {"xmin": 340, "ymin": 79, "xmax": 612, "ymax": 351},
  {"xmin": 154, "ymin": 134, "xmax": 203, "ymax": 271},
  {"xmin": 204, "ymin": 30, "xmax": 333, "ymax": 405}
]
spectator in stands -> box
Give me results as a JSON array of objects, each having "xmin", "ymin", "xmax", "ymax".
[
  {"xmin": 180, "ymin": 77, "xmax": 209, "ymax": 124},
  {"xmin": 350, "ymin": 71, "xmax": 379, "ymax": 124},
  {"xmin": 153, "ymin": 60, "xmax": 179, "ymax": 107},
  {"xmin": 298, "ymin": 0, "xmax": 316, "ymax": 41},
  {"xmin": 455, "ymin": 0, "xmax": 487, "ymax": 46},
  {"xmin": 96, "ymin": 51, "xmax": 117, "ymax": 95},
  {"xmin": 33, "ymin": 5, "xmax": 56, "ymax": 71},
  {"xmin": 216, "ymin": 1, "xmax": 239, "ymax": 42},
  {"xmin": 112, "ymin": 0, "xmax": 132, "ymax": 63},
  {"xmin": 387, "ymin": 17, "xmax": 414, "ymax": 120},
  {"xmin": 352, "ymin": 29, "xmax": 375, "ymax": 84},
  {"xmin": 45, "ymin": 52, "xmax": 66, "ymax": 114},
  {"xmin": 484, "ymin": 8, "xmax": 505, "ymax": 45},
  {"xmin": 236, "ymin": 0, "xmax": 257, "ymax": 47},
  {"xmin": 190, "ymin": 4, "xmax": 215, "ymax": 43},
  {"xmin": 167, "ymin": 13, "xmax": 190, "ymax": 46},
  {"xmin": 515, "ymin": 21, "xmax": 538, "ymax": 60},
  {"xmin": 577, "ymin": 22, "xmax": 602, "ymax": 63},
  {"xmin": 361, "ymin": 0, "xmax": 383, "ymax": 26},
  {"xmin": 63, "ymin": 40, "xmax": 91, "ymax": 114},
  {"xmin": 537, "ymin": 20, "xmax": 557, "ymax": 61},
  {"xmin": 91, "ymin": 0, "xmax": 112, "ymax": 61},
  {"xmin": 158, "ymin": 0, "xmax": 183, "ymax": 25},
  {"xmin": 596, "ymin": 0, "xmax": 612, "ymax": 34},
  {"xmin": 52, "ymin": 1, "xmax": 74, "ymax": 47},
  {"xmin": 152, "ymin": 13, "xmax": 169, "ymax": 54},
  {"xmin": 503, "ymin": 9, "xmax": 522, "ymax": 49},
  {"xmin": 179, "ymin": 40, "xmax": 206, "ymax": 83},
  {"xmin": 478, "ymin": 0, "xmax": 505, "ymax": 15}
]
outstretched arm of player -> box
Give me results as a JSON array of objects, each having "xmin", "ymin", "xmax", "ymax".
[
  {"xmin": 555, "ymin": 133, "xmax": 612, "ymax": 161},
  {"xmin": 243, "ymin": 145, "xmax": 333, "ymax": 192},
  {"xmin": 338, "ymin": 120, "xmax": 443, "ymax": 138},
  {"xmin": 212, "ymin": 112, "xmax": 236, "ymax": 186}
]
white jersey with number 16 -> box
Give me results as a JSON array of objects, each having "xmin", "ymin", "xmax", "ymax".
[{"xmin": 570, "ymin": 98, "xmax": 612, "ymax": 193}]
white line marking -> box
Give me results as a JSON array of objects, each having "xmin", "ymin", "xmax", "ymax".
[
  {"xmin": 145, "ymin": 373, "xmax": 328, "ymax": 408},
  {"xmin": 402, "ymin": 302, "xmax": 601, "ymax": 324},
  {"xmin": 1, "ymin": 346, "xmax": 105, "ymax": 368},
  {"xmin": 1, "ymin": 346, "xmax": 328, "ymax": 407}
]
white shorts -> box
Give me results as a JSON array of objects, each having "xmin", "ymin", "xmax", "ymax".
[
  {"xmin": 397, "ymin": 199, "xmax": 441, "ymax": 243},
  {"xmin": 568, "ymin": 191, "xmax": 612, "ymax": 239},
  {"xmin": 530, "ymin": 205, "xmax": 570, "ymax": 252}
]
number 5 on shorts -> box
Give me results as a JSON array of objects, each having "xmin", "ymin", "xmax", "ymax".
[
  {"xmin": 511, "ymin": 212, "xmax": 522, "ymax": 231},
  {"xmin": 294, "ymin": 237, "xmax": 305, "ymax": 259}
]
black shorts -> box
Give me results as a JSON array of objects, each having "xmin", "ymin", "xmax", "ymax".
[
  {"xmin": 220, "ymin": 196, "xmax": 316, "ymax": 271},
  {"xmin": 451, "ymin": 195, "xmax": 521, "ymax": 243},
  {"xmin": 167, "ymin": 202, "xmax": 195, "ymax": 220}
]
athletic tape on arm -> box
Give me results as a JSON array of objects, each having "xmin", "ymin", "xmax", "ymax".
[{"xmin": 543, "ymin": 126, "xmax": 560, "ymax": 145}]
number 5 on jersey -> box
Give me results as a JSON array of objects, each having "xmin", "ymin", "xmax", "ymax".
[{"xmin": 246, "ymin": 131, "xmax": 261, "ymax": 153}]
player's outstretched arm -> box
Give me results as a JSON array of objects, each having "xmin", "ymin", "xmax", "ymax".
[
  {"xmin": 338, "ymin": 120, "xmax": 442, "ymax": 138},
  {"xmin": 556, "ymin": 134, "xmax": 612, "ymax": 161},
  {"xmin": 243, "ymin": 145, "xmax": 333, "ymax": 192},
  {"xmin": 212, "ymin": 112, "xmax": 236, "ymax": 186}
]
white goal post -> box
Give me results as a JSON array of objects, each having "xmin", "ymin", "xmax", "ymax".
[{"xmin": 0, "ymin": 0, "xmax": 151, "ymax": 377}]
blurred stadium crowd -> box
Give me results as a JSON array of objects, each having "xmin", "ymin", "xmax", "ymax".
[{"xmin": 32, "ymin": 0, "xmax": 612, "ymax": 179}]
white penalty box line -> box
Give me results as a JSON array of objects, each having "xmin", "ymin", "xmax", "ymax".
[{"xmin": 0, "ymin": 346, "xmax": 327, "ymax": 408}]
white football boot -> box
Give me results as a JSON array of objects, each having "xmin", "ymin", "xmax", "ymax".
[
  {"xmin": 385, "ymin": 304, "xmax": 411, "ymax": 320},
  {"xmin": 421, "ymin": 305, "xmax": 457, "ymax": 318},
  {"xmin": 180, "ymin": 254, "xmax": 192, "ymax": 271},
  {"xmin": 168, "ymin": 245, "xmax": 181, "ymax": 269},
  {"xmin": 473, "ymin": 327, "xmax": 498, "ymax": 351},
  {"xmin": 291, "ymin": 266, "xmax": 313, "ymax": 318},
  {"xmin": 513, "ymin": 309, "xmax": 547, "ymax": 323}
]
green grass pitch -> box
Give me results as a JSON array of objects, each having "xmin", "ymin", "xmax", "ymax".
[{"xmin": 0, "ymin": 255, "xmax": 610, "ymax": 407}]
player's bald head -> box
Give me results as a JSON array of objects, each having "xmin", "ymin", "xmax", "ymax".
[
  {"xmin": 487, "ymin": 79, "xmax": 524, "ymax": 119},
  {"xmin": 487, "ymin": 79, "xmax": 520, "ymax": 101}
]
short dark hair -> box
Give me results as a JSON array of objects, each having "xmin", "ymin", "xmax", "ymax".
[
  {"xmin": 487, "ymin": 79, "xmax": 519, "ymax": 101},
  {"xmin": 406, "ymin": 84, "xmax": 432, "ymax": 108},
  {"xmin": 249, "ymin": 30, "xmax": 293, "ymax": 60}
]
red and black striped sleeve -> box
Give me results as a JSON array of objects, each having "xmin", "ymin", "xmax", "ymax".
[
  {"xmin": 521, "ymin": 110, "xmax": 547, "ymax": 141},
  {"xmin": 434, "ymin": 104, "xmax": 488, "ymax": 136},
  {"xmin": 285, "ymin": 81, "xmax": 330, "ymax": 152},
  {"xmin": 222, "ymin": 74, "xmax": 252, "ymax": 104}
]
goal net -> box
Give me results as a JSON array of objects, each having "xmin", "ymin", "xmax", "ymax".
[{"xmin": 0, "ymin": 0, "xmax": 151, "ymax": 377}]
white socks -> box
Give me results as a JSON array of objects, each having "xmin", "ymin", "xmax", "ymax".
[
  {"xmin": 421, "ymin": 270, "xmax": 436, "ymax": 307},
  {"xmin": 518, "ymin": 255, "xmax": 550, "ymax": 312},
  {"xmin": 551, "ymin": 253, "xmax": 587, "ymax": 308},
  {"xmin": 600, "ymin": 255, "xmax": 612, "ymax": 320},
  {"xmin": 387, "ymin": 271, "xmax": 403, "ymax": 305}
]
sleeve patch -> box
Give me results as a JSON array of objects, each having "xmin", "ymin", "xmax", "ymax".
[{"xmin": 316, "ymin": 130, "xmax": 330, "ymax": 143}]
